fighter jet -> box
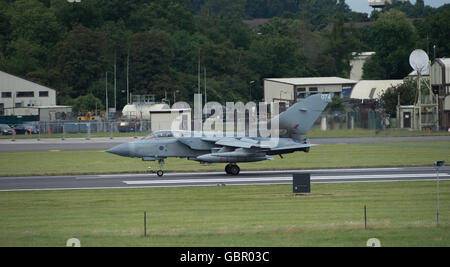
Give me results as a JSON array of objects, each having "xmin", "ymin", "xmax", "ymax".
[{"xmin": 106, "ymin": 94, "xmax": 331, "ymax": 176}]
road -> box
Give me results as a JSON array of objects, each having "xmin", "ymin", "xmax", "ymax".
[
  {"xmin": 1, "ymin": 135, "xmax": 449, "ymax": 152},
  {"xmin": 1, "ymin": 166, "xmax": 448, "ymax": 192}
]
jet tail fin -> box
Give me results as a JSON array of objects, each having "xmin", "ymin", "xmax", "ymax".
[{"xmin": 275, "ymin": 94, "xmax": 331, "ymax": 139}]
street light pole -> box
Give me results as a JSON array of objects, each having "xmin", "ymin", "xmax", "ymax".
[
  {"xmin": 127, "ymin": 47, "xmax": 130, "ymax": 104},
  {"xmin": 249, "ymin": 80, "xmax": 255, "ymax": 101},
  {"xmin": 114, "ymin": 53, "xmax": 117, "ymax": 112},
  {"xmin": 436, "ymin": 166, "xmax": 440, "ymax": 226},
  {"xmin": 434, "ymin": 161, "xmax": 445, "ymax": 226},
  {"xmin": 105, "ymin": 72, "xmax": 109, "ymax": 121}
]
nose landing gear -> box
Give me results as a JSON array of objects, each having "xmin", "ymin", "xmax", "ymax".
[
  {"xmin": 157, "ymin": 159, "xmax": 165, "ymax": 177},
  {"xmin": 146, "ymin": 159, "xmax": 165, "ymax": 176},
  {"xmin": 225, "ymin": 163, "xmax": 240, "ymax": 175}
]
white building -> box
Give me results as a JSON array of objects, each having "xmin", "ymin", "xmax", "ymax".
[
  {"xmin": 0, "ymin": 70, "xmax": 57, "ymax": 116},
  {"xmin": 369, "ymin": 0, "xmax": 406, "ymax": 8},
  {"xmin": 264, "ymin": 77, "xmax": 357, "ymax": 103},
  {"xmin": 350, "ymin": 80, "xmax": 404, "ymax": 100},
  {"xmin": 149, "ymin": 108, "xmax": 191, "ymax": 132},
  {"xmin": 350, "ymin": 52, "xmax": 375, "ymax": 81}
]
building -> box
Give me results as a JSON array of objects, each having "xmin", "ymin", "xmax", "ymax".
[
  {"xmin": 149, "ymin": 108, "xmax": 191, "ymax": 132},
  {"xmin": 0, "ymin": 70, "xmax": 72, "ymax": 121},
  {"xmin": 350, "ymin": 80, "xmax": 404, "ymax": 100},
  {"xmin": 120, "ymin": 94, "xmax": 191, "ymax": 132},
  {"xmin": 121, "ymin": 94, "xmax": 173, "ymax": 120},
  {"xmin": 369, "ymin": 0, "xmax": 406, "ymax": 8},
  {"xmin": 264, "ymin": 77, "xmax": 357, "ymax": 104},
  {"xmin": 350, "ymin": 52, "xmax": 375, "ymax": 81},
  {"xmin": 431, "ymin": 58, "xmax": 450, "ymax": 130},
  {"xmin": 0, "ymin": 71, "xmax": 57, "ymax": 113},
  {"xmin": 243, "ymin": 18, "xmax": 270, "ymax": 32},
  {"xmin": 369, "ymin": 0, "xmax": 390, "ymax": 8}
]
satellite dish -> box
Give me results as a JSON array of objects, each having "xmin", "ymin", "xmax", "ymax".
[{"xmin": 409, "ymin": 49, "xmax": 429, "ymax": 75}]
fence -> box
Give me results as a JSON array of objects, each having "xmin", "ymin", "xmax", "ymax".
[
  {"xmin": 3, "ymin": 109, "xmax": 391, "ymax": 141},
  {"xmin": 2, "ymin": 120, "xmax": 153, "ymax": 140},
  {"xmin": 37, "ymin": 120, "xmax": 152, "ymax": 135},
  {"xmin": 315, "ymin": 110, "xmax": 386, "ymax": 131}
]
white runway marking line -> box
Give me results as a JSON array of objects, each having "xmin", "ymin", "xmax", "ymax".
[
  {"xmin": 78, "ymin": 167, "xmax": 410, "ymax": 180},
  {"xmin": 123, "ymin": 177, "xmax": 292, "ymax": 185},
  {"xmin": 122, "ymin": 173, "xmax": 450, "ymax": 185}
]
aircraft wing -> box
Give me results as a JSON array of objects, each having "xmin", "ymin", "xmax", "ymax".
[
  {"xmin": 269, "ymin": 143, "xmax": 316, "ymax": 151},
  {"xmin": 202, "ymin": 136, "xmax": 315, "ymax": 152},
  {"xmin": 210, "ymin": 137, "xmax": 272, "ymax": 149}
]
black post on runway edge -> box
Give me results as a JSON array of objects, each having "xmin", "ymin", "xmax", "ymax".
[
  {"xmin": 144, "ymin": 211, "xmax": 147, "ymax": 237},
  {"xmin": 364, "ymin": 205, "xmax": 367, "ymax": 229},
  {"xmin": 292, "ymin": 173, "xmax": 310, "ymax": 194}
]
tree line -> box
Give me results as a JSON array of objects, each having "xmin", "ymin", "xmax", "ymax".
[{"xmin": 0, "ymin": 0, "xmax": 449, "ymax": 112}]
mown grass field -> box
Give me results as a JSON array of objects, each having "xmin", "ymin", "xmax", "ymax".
[
  {"xmin": 0, "ymin": 181, "xmax": 449, "ymax": 247},
  {"xmin": 1, "ymin": 140, "xmax": 449, "ymax": 246},
  {"xmin": 0, "ymin": 141, "xmax": 449, "ymax": 176}
]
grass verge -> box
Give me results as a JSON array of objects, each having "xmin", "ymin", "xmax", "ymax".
[
  {"xmin": 0, "ymin": 141, "xmax": 449, "ymax": 176},
  {"xmin": 1, "ymin": 127, "xmax": 449, "ymax": 140},
  {"xmin": 0, "ymin": 181, "xmax": 449, "ymax": 246}
]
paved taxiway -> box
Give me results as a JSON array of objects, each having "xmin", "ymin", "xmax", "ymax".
[
  {"xmin": 1, "ymin": 135, "xmax": 450, "ymax": 152},
  {"xmin": 0, "ymin": 166, "xmax": 448, "ymax": 192}
]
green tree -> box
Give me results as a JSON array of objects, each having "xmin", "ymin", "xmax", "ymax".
[
  {"xmin": 52, "ymin": 0, "xmax": 103, "ymax": 30},
  {"xmin": 71, "ymin": 93, "xmax": 104, "ymax": 113},
  {"xmin": 0, "ymin": 8, "xmax": 10, "ymax": 59},
  {"xmin": 129, "ymin": 0, "xmax": 195, "ymax": 33},
  {"xmin": 324, "ymin": 14, "xmax": 363, "ymax": 77},
  {"xmin": 362, "ymin": 10, "xmax": 417, "ymax": 79},
  {"xmin": 379, "ymin": 79, "xmax": 417, "ymax": 117},
  {"xmin": 9, "ymin": 0, "xmax": 62, "ymax": 49},
  {"xmin": 129, "ymin": 31, "xmax": 174, "ymax": 98},
  {"xmin": 384, "ymin": 0, "xmax": 436, "ymax": 18},
  {"xmin": 248, "ymin": 34, "xmax": 311, "ymax": 79},
  {"xmin": 297, "ymin": 0, "xmax": 351, "ymax": 29},
  {"xmin": 415, "ymin": 9, "xmax": 450, "ymax": 59},
  {"xmin": 201, "ymin": 0, "xmax": 246, "ymax": 18},
  {"xmin": 1, "ymin": 38, "xmax": 42, "ymax": 75},
  {"xmin": 0, "ymin": 0, "xmax": 62, "ymax": 78},
  {"xmin": 54, "ymin": 25, "xmax": 108, "ymax": 98}
]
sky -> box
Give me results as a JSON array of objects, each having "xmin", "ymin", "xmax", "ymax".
[{"xmin": 345, "ymin": 0, "xmax": 450, "ymax": 14}]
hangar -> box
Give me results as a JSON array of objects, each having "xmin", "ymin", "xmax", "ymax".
[
  {"xmin": 264, "ymin": 77, "xmax": 357, "ymax": 110},
  {"xmin": 0, "ymin": 70, "xmax": 56, "ymax": 112},
  {"xmin": 431, "ymin": 58, "xmax": 450, "ymax": 130},
  {"xmin": 0, "ymin": 70, "xmax": 71, "ymax": 121},
  {"xmin": 350, "ymin": 80, "xmax": 404, "ymax": 100}
]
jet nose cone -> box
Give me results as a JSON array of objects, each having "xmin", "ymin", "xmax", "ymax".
[{"xmin": 106, "ymin": 143, "xmax": 130, "ymax": 157}]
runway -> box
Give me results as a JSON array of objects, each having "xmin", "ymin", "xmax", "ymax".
[
  {"xmin": 1, "ymin": 136, "xmax": 450, "ymax": 152},
  {"xmin": 0, "ymin": 166, "xmax": 449, "ymax": 192},
  {"xmin": 0, "ymin": 137, "xmax": 132, "ymax": 152}
]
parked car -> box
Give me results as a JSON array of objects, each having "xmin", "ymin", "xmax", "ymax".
[
  {"xmin": 0, "ymin": 124, "xmax": 12, "ymax": 135},
  {"xmin": 13, "ymin": 123, "xmax": 40, "ymax": 134},
  {"xmin": 118, "ymin": 120, "xmax": 140, "ymax": 133}
]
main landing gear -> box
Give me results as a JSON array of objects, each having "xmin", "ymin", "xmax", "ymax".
[{"xmin": 225, "ymin": 163, "xmax": 240, "ymax": 175}]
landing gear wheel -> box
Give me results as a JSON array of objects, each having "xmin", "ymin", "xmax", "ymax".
[
  {"xmin": 156, "ymin": 159, "xmax": 165, "ymax": 177},
  {"xmin": 225, "ymin": 164, "xmax": 232, "ymax": 175},
  {"xmin": 229, "ymin": 164, "xmax": 240, "ymax": 176}
]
